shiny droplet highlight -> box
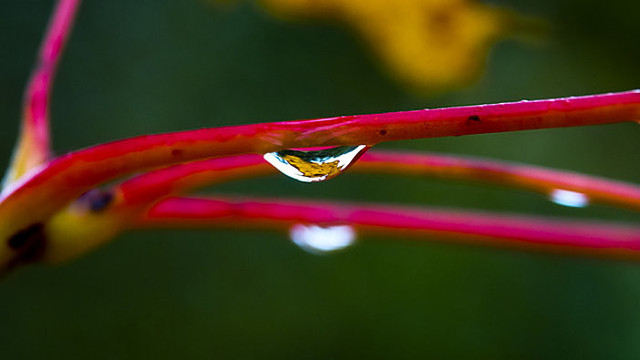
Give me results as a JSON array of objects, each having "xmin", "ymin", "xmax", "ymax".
[
  {"xmin": 289, "ymin": 224, "xmax": 356, "ymax": 254},
  {"xmin": 264, "ymin": 145, "xmax": 368, "ymax": 182},
  {"xmin": 549, "ymin": 189, "xmax": 589, "ymax": 208}
]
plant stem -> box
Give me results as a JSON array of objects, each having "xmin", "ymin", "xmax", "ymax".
[
  {"xmin": 115, "ymin": 151, "xmax": 640, "ymax": 211},
  {"xmin": 137, "ymin": 196, "xmax": 640, "ymax": 260},
  {"xmin": 0, "ymin": 90, "xmax": 638, "ymax": 242},
  {"xmin": 358, "ymin": 151, "xmax": 640, "ymax": 211},
  {"xmin": 39, "ymin": 149, "xmax": 638, "ymax": 263},
  {"xmin": 3, "ymin": 0, "xmax": 81, "ymax": 187}
]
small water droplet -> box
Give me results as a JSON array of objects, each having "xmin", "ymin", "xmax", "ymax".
[
  {"xmin": 289, "ymin": 224, "xmax": 356, "ymax": 255},
  {"xmin": 549, "ymin": 189, "xmax": 589, "ymax": 208},
  {"xmin": 264, "ymin": 145, "xmax": 368, "ymax": 182}
]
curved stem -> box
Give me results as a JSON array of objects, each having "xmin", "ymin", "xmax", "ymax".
[
  {"xmin": 0, "ymin": 90, "xmax": 638, "ymax": 241},
  {"xmin": 358, "ymin": 151, "xmax": 640, "ymax": 211},
  {"xmin": 114, "ymin": 151, "xmax": 640, "ymax": 212},
  {"xmin": 45, "ymin": 149, "xmax": 637, "ymax": 264},
  {"xmin": 3, "ymin": 0, "xmax": 82, "ymax": 187},
  {"xmin": 137, "ymin": 196, "xmax": 640, "ymax": 260}
]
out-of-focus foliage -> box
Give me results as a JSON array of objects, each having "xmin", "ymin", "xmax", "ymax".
[{"xmin": 243, "ymin": 0, "xmax": 535, "ymax": 91}]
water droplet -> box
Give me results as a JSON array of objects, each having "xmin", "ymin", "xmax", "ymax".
[
  {"xmin": 264, "ymin": 145, "xmax": 368, "ymax": 182},
  {"xmin": 289, "ymin": 224, "xmax": 356, "ymax": 255},
  {"xmin": 549, "ymin": 189, "xmax": 589, "ymax": 208}
]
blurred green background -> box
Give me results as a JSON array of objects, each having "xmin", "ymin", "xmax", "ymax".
[{"xmin": 1, "ymin": 0, "xmax": 639, "ymax": 359}]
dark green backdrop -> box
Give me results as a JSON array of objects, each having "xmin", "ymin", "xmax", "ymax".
[{"xmin": 1, "ymin": 0, "xmax": 639, "ymax": 359}]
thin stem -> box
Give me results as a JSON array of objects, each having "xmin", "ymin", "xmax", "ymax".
[
  {"xmin": 358, "ymin": 151, "xmax": 640, "ymax": 211},
  {"xmin": 40, "ymin": 149, "xmax": 637, "ymax": 264},
  {"xmin": 116, "ymin": 154, "xmax": 270, "ymax": 206},
  {"xmin": 3, "ymin": 0, "xmax": 82, "ymax": 187},
  {"xmin": 115, "ymin": 150, "xmax": 640, "ymax": 211},
  {"xmin": 0, "ymin": 90, "xmax": 638, "ymax": 241},
  {"xmin": 138, "ymin": 196, "xmax": 640, "ymax": 260}
]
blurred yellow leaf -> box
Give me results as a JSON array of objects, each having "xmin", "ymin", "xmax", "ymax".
[{"xmin": 255, "ymin": 0, "xmax": 534, "ymax": 92}]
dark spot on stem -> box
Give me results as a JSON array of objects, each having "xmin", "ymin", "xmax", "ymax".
[
  {"xmin": 78, "ymin": 189, "xmax": 115, "ymax": 212},
  {"xmin": 90, "ymin": 192, "xmax": 114, "ymax": 212},
  {"xmin": 171, "ymin": 148, "xmax": 184, "ymax": 157},
  {"xmin": 6, "ymin": 223, "xmax": 47, "ymax": 268},
  {"xmin": 379, "ymin": 129, "xmax": 388, "ymax": 136},
  {"xmin": 467, "ymin": 115, "xmax": 481, "ymax": 124},
  {"xmin": 7, "ymin": 224, "xmax": 43, "ymax": 250}
]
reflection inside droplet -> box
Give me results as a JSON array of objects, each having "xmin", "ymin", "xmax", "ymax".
[
  {"xmin": 549, "ymin": 189, "xmax": 589, "ymax": 208},
  {"xmin": 289, "ymin": 224, "xmax": 356, "ymax": 254},
  {"xmin": 263, "ymin": 145, "xmax": 368, "ymax": 182}
]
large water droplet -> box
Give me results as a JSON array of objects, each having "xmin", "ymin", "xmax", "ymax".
[
  {"xmin": 264, "ymin": 145, "xmax": 368, "ymax": 182},
  {"xmin": 289, "ymin": 224, "xmax": 356, "ymax": 255},
  {"xmin": 549, "ymin": 189, "xmax": 589, "ymax": 208}
]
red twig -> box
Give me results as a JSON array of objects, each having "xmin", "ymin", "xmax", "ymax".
[
  {"xmin": 138, "ymin": 196, "xmax": 640, "ymax": 260},
  {"xmin": 114, "ymin": 151, "xmax": 640, "ymax": 212},
  {"xmin": 358, "ymin": 151, "xmax": 640, "ymax": 211},
  {"xmin": 1, "ymin": 0, "xmax": 637, "ymax": 270},
  {"xmin": 0, "ymin": 90, "xmax": 638, "ymax": 240},
  {"xmin": 3, "ymin": 0, "xmax": 81, "ymax": 186}
]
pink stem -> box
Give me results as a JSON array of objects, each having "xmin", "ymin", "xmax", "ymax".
[
  {"xmin": 5, "ymin": 0, "xmax": 82, "ymax": 183},
  {"xmin": 1, "ymin": 90, "xmax": 638, "ymax": 238},
  {"xmin": 358, "ymin": 151, "xmax": 640, "ymax": 211},
  {"xmin": 115, "ymin": 151, "xmax": 640, "ymax": 211},
  {"xmin": 117, "ymin": 154, "xmax": 270, "ymax": 206},
  {"xmin": 139, "ymin": 196, "xmax": 640, "ymax": 260}
]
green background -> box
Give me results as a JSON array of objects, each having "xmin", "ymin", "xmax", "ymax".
[{"xmin": 1, "ymin": 0, "xmax": 639, "ymax": 358}]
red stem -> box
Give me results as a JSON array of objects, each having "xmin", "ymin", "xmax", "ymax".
[
  {"xmin": 138, "ymin": 196, "xmax": 640, "ymax": 260},
  {"xmin": 4, "ymin": 0, "xmax": 81, "ymax": 184},
  {"xmin": 0, "ymin": 90, "xmax": 638, "ymax": 239},
  {"xmin": 358, "ymin": 151, "xmax": 640, "ymax": 211},
  {"xmin": 115, "ymin": 151, "xmax": 640, "ymax": 211}
]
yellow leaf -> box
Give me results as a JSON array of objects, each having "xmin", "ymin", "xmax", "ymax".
[{"xmin": 259, "ymin": 0, "xmax": 534, "ymax": 91}]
